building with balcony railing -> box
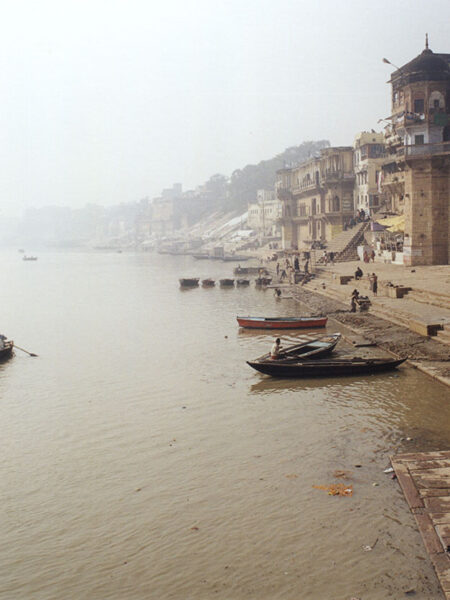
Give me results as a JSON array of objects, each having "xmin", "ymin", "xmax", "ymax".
[
  {"xmin": 276, "ymin": 147, "xmax": 355, "ymax": 249},
  {"xmin": 380, "ymin": 37, "xmax": 450, "ymax": 265},
  {"xmin": 353, "ymin": 131, "xmax": 386, "ymax": 217}
]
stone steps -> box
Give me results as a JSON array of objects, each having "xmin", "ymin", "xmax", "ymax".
[
  {"xmin": 407, "ymin": 289, "xmax": 450, "ymax": 311},
  {"xmin": 436, "ymin": 326, "xmax": 450, "ymax": 346},
  {"xmin": 310, "ymin": 222, "xmax": 368, "ymax": 265}
]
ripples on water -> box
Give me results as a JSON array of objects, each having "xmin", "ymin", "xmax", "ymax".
[{"xmin": 0, "ymin": 250, "xmax": 448, "ymax": 599}]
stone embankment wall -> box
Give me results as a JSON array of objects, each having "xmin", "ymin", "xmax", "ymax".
[{"xmin": 290, "ymin": 286, "xmax": 450, "ymax": 386}]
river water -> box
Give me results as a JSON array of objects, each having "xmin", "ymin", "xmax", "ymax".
[{"xmin": 0, "ymin": 250, "xmax": 449, "ymax": 599}]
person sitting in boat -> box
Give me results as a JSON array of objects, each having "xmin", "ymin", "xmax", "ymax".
[
  {"xmin": 274, "ymin": 288, "xmax": 282, "ymax": 298},
  {"xmin": 0, "ymin": 334, "xmax": 5, "ymax": 350},
  {"xmin": 270, "ymin": 338, "xmax": 283, "ymax": 359}
]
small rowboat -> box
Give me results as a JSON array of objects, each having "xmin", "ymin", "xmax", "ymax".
[
  {"xmin": 0, "ymin": 337, "xmax": 14, "ymax": 361},
  {"xmin": 250, "ymin": 334, "xmax": 341, "ymax": 365},
  {"xmin": 255, "ymin": 277, "xmax": 272, "ymax": 286},
  {"xmin": 236, "ymin": 279, "xmax": 250, "ymax": 286},
  {"xmin": 220, "ymin": 279, "xmax": 235, "ymax": 287},
  {"xmin": 179, "ymin": 278, "xmax": 199, "ymax": 288},
  {"xmin": 202, "ymin": 278, "xmax": 215, "ymax": 287},
  {"xmin": 237, "ymin": 316, "xmax": 327, "ymax": 329},
  {"xmin": 247, "ymin": 356, "xmax": 406, "ymax": 378}
]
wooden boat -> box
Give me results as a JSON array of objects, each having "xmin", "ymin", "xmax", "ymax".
[
  {"xmin": 179, "ymin": 278, "xmax": 199, "ymax": 288},
  {"xmin": 237, "ymin": 315, "xmax": 327, "ymax": 329},
  {"xmin": 202, "ymin": 278, "xmax": 215, "ymax": 287},
  {"xmin": 0, "ymin": 337, "xmax": 14, "ymax": 361},
  {"xmin": 255, "ymin": 277, "xmax": 272, "ymax": 286},
  {"xmin": 219, "ymin": 278, "xmax": 235, "ymax": 287},
  {"xmin": 236, "ymin": 279, "xmax": 250, "ymax": 286},
  {"xmin": 247, "ymin": 356, "xmax": 406, "ymax": 378},
  {"xmin": 192, "ymin": 253, "xmax": 210, "ymax": 260},
  {"xmin": 222, "ymin": 255, "xmax": 250, "ymax": 262},
  {"xmin": 234, "ymin": 266, "xmax": 265, "ymax": 275},
  {"xmin": 249, "ymin": 334, "xmax": 341, "ymax": 365}
]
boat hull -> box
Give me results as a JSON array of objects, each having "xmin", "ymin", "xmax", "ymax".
[
  {"xmin": 247, "ymin": 357, "xmax": 406, "ymax": 378},
  {"xmin": 237, "ymin": 316, "xmax": 327, "ymax": 329},
  {"xmin": 179, "ymin": 278, "xmax": 199, "ymax": 288},
  {"xmin": 250, "ymin": 334, "xmax": 340, "ymax": 364},
  {"xmin": 0, "ymin": 342, "xmax": 14, "ymax": 361}
]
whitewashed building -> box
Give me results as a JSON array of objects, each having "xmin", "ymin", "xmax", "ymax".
[{"xmin": 247, "ymin": 189, "xmax": 282, "ymax": 236}]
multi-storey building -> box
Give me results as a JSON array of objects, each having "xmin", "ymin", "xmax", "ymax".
[
  {"xmin": 353, "ymin": 132, "xmax": 385, "ymax": 216},
  {"xmin": 381, "ymin": 38, "xmax": 450, "ymax": 265},
  {"xmin": 277, "ymin": 147, "xmax": 355, "ymax": 249}
]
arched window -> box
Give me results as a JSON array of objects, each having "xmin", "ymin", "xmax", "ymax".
[{"xmin": 429, "ymin": 91, "xmax": 445, "ymax": 111}]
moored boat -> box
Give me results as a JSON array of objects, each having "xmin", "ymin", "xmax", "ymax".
[
  {"xmin": 0, "ymin": 336, "xmax": 14, "ymax": 361},
  {"xmin": 179, "ymin": 278, "xmax": 200, "ymax": 288},
  {"xmin": 249, "ymin": 334, "xmax": 341, "ymax": 365},
  {"xmin": 202, "ymin": 278, "xmax": 215, "ymax": 287},
  {"xmin": 236, "ymin": 279, "xmax": 250, "ymax": 286},
  {"xmin": 221, "ymin": 255, "xmax": 250, "ymax": 262},
  {"xmin": 255, "ymin": 277, "xmax": 272, "ymax": 286},
  {"xmin": 247, "ymin": 356, "xmax": 406, "ymax": 378},
  {"xmin": 237, "ymin": 316, "xmax": 327, "ymax": 329},
  {"xmin": 220, "ymin": 278, "xmax": 235, "ymax": 287},
  {"xmin": 234, "ymin": 266, "xmax": 265, "ymax": 275}
]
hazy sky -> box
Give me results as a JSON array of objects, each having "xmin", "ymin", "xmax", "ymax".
[{"xmin": 0, "ymin": 0, "xmax": 449, "ymax": 216}]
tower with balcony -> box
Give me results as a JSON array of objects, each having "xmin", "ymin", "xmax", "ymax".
[{"xmin": 382, "ymin": 37, "xmax": 450, "ymax": 265}]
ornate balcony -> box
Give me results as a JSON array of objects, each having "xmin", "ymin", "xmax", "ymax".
[{"xmin": 398, "ymin": 141, "xmax": 450, "ymax": 159}]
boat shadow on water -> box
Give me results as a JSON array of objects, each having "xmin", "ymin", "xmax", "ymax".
[{"xmin": 249, "ymin": 367, "xmax": 407, "ymax": 395}]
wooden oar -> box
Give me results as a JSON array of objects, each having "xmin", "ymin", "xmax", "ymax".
[{"xmin": 14, "ymin": 344, "xmax": 38, "ymax": 357}]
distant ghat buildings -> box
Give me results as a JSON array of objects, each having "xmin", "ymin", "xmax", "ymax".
[{"xmin": 277, "ymin": 37, "xmax": 450, "ymax": 266}]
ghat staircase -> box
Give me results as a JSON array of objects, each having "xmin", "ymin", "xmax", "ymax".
[{"xmin": 311, "ymin": 222, "xmax": 369, "ymax": 265}]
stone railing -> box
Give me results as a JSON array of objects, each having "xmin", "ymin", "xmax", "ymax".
[{"xmin": 399, "ymin": 142, "xmax": 450, "ymax": 158}]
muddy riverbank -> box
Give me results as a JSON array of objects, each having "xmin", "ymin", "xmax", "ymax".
[{"xmin": 289, "ymin": 285, "xmax": 450, "ymax": 387}]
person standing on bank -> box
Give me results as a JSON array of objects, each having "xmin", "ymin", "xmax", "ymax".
[{"xmin": 371, "ymin": 273, "xmax": 378, "ymax": 295}]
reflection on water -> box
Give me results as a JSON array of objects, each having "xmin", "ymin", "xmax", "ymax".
[{"xmin": 0, "ymin": 250, "xmax": 448, "ymax": 600}]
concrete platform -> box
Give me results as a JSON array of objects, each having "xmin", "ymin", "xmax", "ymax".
[{"xmin": 391, "ymin": 451, "xmax": 450, "ymax": 599}]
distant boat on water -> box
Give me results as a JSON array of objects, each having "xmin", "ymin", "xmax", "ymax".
[
  {"xmin": 202, "ymin": 279, "xmax": 215, "ymax": 287},
  {"xmin": 220, "ymin": 279, "xmax": 235, "ymax": 287},
  {"xmin": 221, "ymin": 255, "xmax": 250, "ymax": 262},
  {"xmin": 179, "ymin": 278, "xmax": 200, "ymax": 288},
  {"xmin": 0, "ymin": 335, "xmax": 14, "ymax": 361},
  {"xmin": 23, "ymin": 256, "xmax": 38, "ymax": 261}
]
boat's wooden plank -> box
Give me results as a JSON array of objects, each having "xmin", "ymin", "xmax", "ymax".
[
  {"xmin": 424, "ymin": 497, "xmax": 450, "ymax": 512},
  {"xmin": 394, "ymin": 451, "xmax": 450, "ymax": 462},
  {"xmin": 409, "ymin": 460, "xmax": 450, "ymax": 472},
  {"xmin": 429, "ymin": 553, "xmax": 450, "ymax": 592},
  {"xmin": 436, "ymin": 524, "xmax": 450, "ymax": 551},
  {"xmin": 429, "ymin": 513, "xmax": 450, "ymax": 525},
  {"xmin": 420, "ymin": 489, "xmax": 450, "ymax": 498},
  {"xmin": 413, "ymin": 468, "xmax": 450, "ymax": 489},
  {"xmin": 392, "ymin": 461, "xmax": 424, "ymax": 509},
  {"xmin": 413, "ymin": 512, "xmax": 445, "ymax": 555}
]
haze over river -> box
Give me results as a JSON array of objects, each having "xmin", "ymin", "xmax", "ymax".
[{"xmin": 0, "ymin": 250, "xmax": 449, "ymax": 599}]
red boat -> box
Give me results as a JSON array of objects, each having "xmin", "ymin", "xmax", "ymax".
[{"xmin": 236, "ymin": 316, "xmax": 327, "ymax": 329}]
